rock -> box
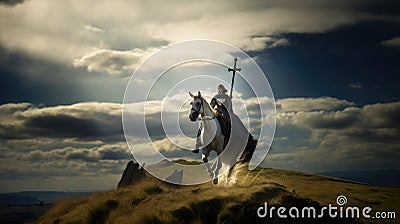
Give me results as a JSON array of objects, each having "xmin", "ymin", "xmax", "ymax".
[{"xmin": 117, "ymin": 161, "xmax": 146, "ymax": 188}]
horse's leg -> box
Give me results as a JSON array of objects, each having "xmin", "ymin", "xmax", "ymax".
[
  {"xmin": 201, "ymin": 149, "xmax": 213, "ymax": 177},
  {"xmin": 192, "ymin": 123, "xmax": 203, "ymax": 154},
  {"xmin": 212, "ymin": 156, "xmax": 222, "ymax": 185},
  {"xmin": 212, "ymin": 140, "xmax": 224, "ymax": 185}
]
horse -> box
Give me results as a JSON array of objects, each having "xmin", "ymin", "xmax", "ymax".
[
  {"xmin": 188, "ymin": 91, "xmax": 255, "ymax": 185},
  {"xmin": 189, "ymin": 91, "xmax": 224, "ymax": 184}
]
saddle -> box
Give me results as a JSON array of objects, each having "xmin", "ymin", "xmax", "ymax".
[{"xmin": 211, "ymin": 98, "xmax": 231, "ymax": 149}]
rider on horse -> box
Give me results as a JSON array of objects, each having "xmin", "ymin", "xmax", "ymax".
[{"xmin": 192, "ymin": 84, "xmax": 232, "ymax": 154}]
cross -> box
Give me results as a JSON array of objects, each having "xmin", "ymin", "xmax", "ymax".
[{"xmin": 228, "ymin": 57, "xmax": 241, "ymax": 98}]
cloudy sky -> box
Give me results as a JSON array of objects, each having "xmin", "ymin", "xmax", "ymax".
[{"xmin": 0, "ymin": 0, "xmax": 399, "ymax": 191}]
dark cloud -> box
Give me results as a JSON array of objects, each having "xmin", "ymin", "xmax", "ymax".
[
  {"xmin": 63, "ymin": 148, "xmax": 99, "ymax": 163},
  {"xmin": 307, "ymin": 108, "xmax": 361, "ymax": 129},
  {"xmin": 0, "ymin": 100, "xmax": 196, "ymax": 151},
  {"xmin": 0, "ymin": 142, "xmax": 131, "ymax": 181},
  {"xmin": 355, "ymin": 0, "xmax": 400, "ymax": 16},
  {"xmin": 270, "ymin": 98, "xmax": 400, "ymax": 171},
  {"xmin": 0, "ymin": 45, "xmax": 126, "ymax": 105},
  {"xmin": 279, "ymin": 101, "xmax": 400, "ymax": 140},
  {"xmin": 0, "ymin": 0, "xmax": 25, "ymax": 6},
  {"xmin": 0, "ymin": 101, "xmax": 134, "ymax": 186},
  {"xmin": 276, "ymin": 97, "xmax": 355, "ymax": 112},
  {"xmin": 0, "ymin": 97, "xmax": 399, "ymax": 190},
  {"xmin": 4, "ymin": 144, "xmax": 130, "ymax": 163},
  {"xmin": 0, "ymin": 102, "xmax": 123, "ymax": 141},
  {"xmin": 261, "ymin": 20, "xmax": 400, "ymax": 105},
  {"xmin": 98, "ymin": 145, "xmax": 132, "ymax": 160},
  {"xmin": 25, "ymin": 114, "xmax": 105, "ymax": 138}
]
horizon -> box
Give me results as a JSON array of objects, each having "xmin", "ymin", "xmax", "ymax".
[{"xmin": 2, "ymin": 161, "xmax": 400, "ymax": 193}]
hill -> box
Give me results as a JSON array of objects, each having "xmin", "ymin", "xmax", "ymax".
[{"xmin": 37, "ymin": 164, "xmax": 399, "ymax": 224}]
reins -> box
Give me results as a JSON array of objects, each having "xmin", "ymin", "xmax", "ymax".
[{"xmin": 194, "ymin": 97, "xmax": 216, "ymax": 121}]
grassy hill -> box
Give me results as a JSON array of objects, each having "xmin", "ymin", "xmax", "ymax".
[{"xmin": 37, "ymin": 165, "xmax": 399, "ymax": 224}]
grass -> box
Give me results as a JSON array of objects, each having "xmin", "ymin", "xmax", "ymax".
[
  {"xmin": 86, "ymin": 199, "xmax": 118, "ymax": 224},
  {"xmin": 144, "ymin": 185, "xmax": 163, "ymax": 195},
  {"xmin": 36, "ymin": 166, "xmax": 400, "ymax": 224},
  {"xmin": 0, "ymin": 204, "xmax": 52, "ymax": 224}
]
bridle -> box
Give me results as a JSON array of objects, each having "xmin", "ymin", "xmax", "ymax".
[
  {"xmin": 190, "ymin": 97, "xmax": 215, "ymax": 121},
  {"xmin": 191, "ymin": 97, "xmax": 203, "ymax": 115}
]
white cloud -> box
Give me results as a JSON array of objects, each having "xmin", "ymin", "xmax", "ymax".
[
  {"xmin": 277, "ymin": 107, "xmax": 361, "ymax": 129},
  {"xmin": 276, "ymin": 97, "xmax": 355, "ymax": 112},
  {"xmin": 242, "ymin": 37, "xmax": 272, "ymax": 51},
  {"xmin": 83, "ymin": 24, "xmax": 104, "ymax": 33},
  {"xmin": 269, "ymin": 38, "xmax": 290, "ymax": 48},
  {"xmin": 73, "ymin": 48, "xmax": 156, "ymax": 74},
  {"xmin": 381, "ymin": 36, "xmax": 400, "ymax": 47}
]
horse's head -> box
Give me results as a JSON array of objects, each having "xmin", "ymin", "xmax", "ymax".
[{"xmin": 188, "ymin": 91, "xmax": 203, "ymax": 122}]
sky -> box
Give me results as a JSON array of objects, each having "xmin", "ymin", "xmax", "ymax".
[{"xmin": 0, "ymin": 0, "xmax": 399, "ymax": 192}]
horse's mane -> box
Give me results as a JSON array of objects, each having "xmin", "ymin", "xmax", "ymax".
[
  {"xmin": 209, "ymin": 97, "xmax": 227, "ymax": 114},
  {"xmin": 199, "ymin": 96, "xmax": 218, "ymax": 116}
]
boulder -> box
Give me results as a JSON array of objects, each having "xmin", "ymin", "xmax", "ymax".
[{"xmin": 117, "ymin": 161, "xmax": 146, "ymax": 188}]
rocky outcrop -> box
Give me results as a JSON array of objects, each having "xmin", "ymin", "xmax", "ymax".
[{"xmin": 117, "ymin": 161, "xmax": 146, "ymax": 188}]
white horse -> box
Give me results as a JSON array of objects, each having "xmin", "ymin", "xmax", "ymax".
[
  {"xmin": 189, "ymin": 91, "xmax": 253, "ymax": 184},
  {"xmin": 189, "ymin": 91, "xmax": 223, "ymax": 184}
]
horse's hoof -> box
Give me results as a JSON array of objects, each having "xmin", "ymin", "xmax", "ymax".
[
  {"xmin": 192, "ymin": 149, "xmax": 199, "ymax": 154},
  {"xmin": 213, "ymin": 178, "xmax": 218, "ymax": 185}
]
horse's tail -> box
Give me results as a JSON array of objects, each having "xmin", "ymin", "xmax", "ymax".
[
  {"xmin": 238, "ymin": 134, "xmax": 258, "ymax": 164},
  {"xmin": 227, "ymin": 134, "xmax": 257, "ymax": 177}
]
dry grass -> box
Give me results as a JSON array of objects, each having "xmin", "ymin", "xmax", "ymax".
[{"xmin": 37, "ymin": 166, "xmax": 400, "ymax": 224}]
